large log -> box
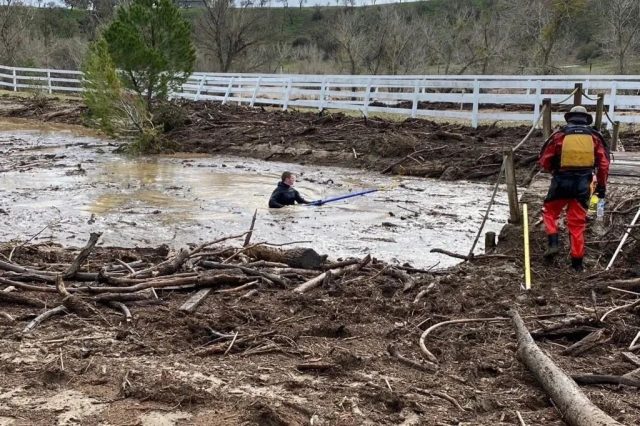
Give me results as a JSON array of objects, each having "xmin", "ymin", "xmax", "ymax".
[
  {"xmin": 246, "ymin": 245, "xmax": 327, "ymax": 270},
  {"xmin": 294, "ymin": 255, "xmax": 370, "ymax": 294},
  {"xmin": 0, "ymin": 291, "xmax": 46, "ymax": 307},
  {"xmin": 510, "ymin": 309, "xmax": 623, "ymax": 426}
]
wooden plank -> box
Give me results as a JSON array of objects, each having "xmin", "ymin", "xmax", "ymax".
[{"xmin": 179, "ymin": 289, "xmax": 212, "ymax": 313}]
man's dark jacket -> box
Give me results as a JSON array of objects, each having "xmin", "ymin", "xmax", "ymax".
[{"xmin": 269, "ymin": 182, "xmax": 309, "ymax": 208}]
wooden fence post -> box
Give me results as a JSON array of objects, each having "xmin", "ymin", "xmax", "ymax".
[
  {"xmin": 485, "ymin": 232, "xmax": 497, "ymax": 253},
  {"xmin": 542, "ymin": 98, "xmax": 552, "ymax": 139},
  {"xmin": 573, "ymin": 83, "xmax": 582, "ymax": 106},
  {"xmin": 504, "ymin": 149, "xmax": 520, "ymax": 223},
  {"xmin": 471, "ymin": 79, "xmax": 480, "ymax": 128},
  {"xmin": 594, "ymin": 93, "xmax": 604, "ymax": 130},
  {"xmin": 12, "ymin": 68, "xmax": 16, "ymax": 92},
  {"xmin": 612, "ymin": 121, "xmax": 620, "ymax": 151}
]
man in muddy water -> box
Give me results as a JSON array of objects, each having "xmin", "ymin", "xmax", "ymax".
[
  {"xmin": 268, "ymin": 172, "xmax": 311, "ymax": 208},
  {"xmin": 538, "ymin": 105, "xmax": 610, "ymax": 272}
]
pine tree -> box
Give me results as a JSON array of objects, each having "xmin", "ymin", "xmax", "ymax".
[{"xmin": 103, "ymin": 0, "xmax": 196, "ymax": 111}]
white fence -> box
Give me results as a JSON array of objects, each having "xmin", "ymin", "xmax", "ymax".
[{"xmin": 3, "ymin": 64, "xmax": 640, "ymax": 127}]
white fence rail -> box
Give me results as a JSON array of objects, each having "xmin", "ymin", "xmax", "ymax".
[{"xmin": 3, "ymin": 64, "xmax": 640, "ymax": 128}]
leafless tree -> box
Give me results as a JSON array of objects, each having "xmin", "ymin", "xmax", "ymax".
[
  {"xmin": 596, "ymin": 0, "xmax": 640, "ymax": 74},
  {"xmin": 512, "ymin": 0, "xmax": 587, "ymax": 74},
  {"xmin": 197, "ymin": 0, "xmax": 265, "ymax": 72},
  {"xmin": 0, "ymin": 0, "xmax": 33, "ymax": 66},
  {"xmin": 379, "ymin": 8, "xmax": 419, "ymax": 74},
  {"xmin": 331, "ymin": 9, "xmax": 368, "ymax": 74}
]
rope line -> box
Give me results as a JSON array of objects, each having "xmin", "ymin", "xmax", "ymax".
[
  {"xmin": 580, "ymin": 91, "xmax": 598, "ymax": 101},
  {"xmin": 513, "ymin": 104, "xmax": 546, "ymax": 152},
  {"xmin": 551, "ymin": 88, "xmax": 579, "ymax": 106},
  {"xmin": 467, "ymin": 159, "xmax": 507, "ymax": 259}
]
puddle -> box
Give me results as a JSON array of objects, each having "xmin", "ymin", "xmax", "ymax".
[{"xmin": 0, "ymin": 121, "xmax": 509, "ymax": 268}]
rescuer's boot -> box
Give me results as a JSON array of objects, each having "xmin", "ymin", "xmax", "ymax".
[{"xmin": 543, "ymin": 234, "xmax": 560, "ymax": 259}]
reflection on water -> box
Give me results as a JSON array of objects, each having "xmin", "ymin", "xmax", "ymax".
[{"xmin": 0, "ymin": 123, "xmax": 509, "ymax": 268}]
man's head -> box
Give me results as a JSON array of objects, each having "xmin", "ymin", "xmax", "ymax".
[
  {"xmin": 564, "ymin": 105, "xmax": 593, "ymax": 125},
  {"xmin": 281, "ymin": 171, "xmax": 296, "ymax": 186}
]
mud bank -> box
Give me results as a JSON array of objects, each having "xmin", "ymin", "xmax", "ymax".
[{"xmin": 3, "ymin": 94, "xmax": 639, "ymax": 186}]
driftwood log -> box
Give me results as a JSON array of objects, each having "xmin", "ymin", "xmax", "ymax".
[
  {"xmin": 64, "ymin": 232, "xmax": 102, "ymax": 279},
  {"xmin": 294, "ymin": 255, "xmax": 371, "ymax": 294},
  {"xmin": 510, "ymin": 309, "xmax": 623, "ymax": 426},
  {"xmin": 245, "ymin": 245, "xmax": 327, "ymax": 270}
]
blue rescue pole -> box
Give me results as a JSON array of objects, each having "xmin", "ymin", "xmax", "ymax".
[{"xmin": 309, "ymin": 189, "xmax": 378, "ymax": 206}]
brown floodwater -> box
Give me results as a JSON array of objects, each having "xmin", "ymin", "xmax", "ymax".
[{"xmin": 0, "ymin": 119, "xmax": 509, "ymax": 268}]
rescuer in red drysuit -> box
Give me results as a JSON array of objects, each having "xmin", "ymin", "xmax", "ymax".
[{"xmin": 538, "ymin": 105, "xmax": 610, "ymax": 271}]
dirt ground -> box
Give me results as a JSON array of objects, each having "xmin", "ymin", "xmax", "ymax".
[{"xmin": 1, "ymin": 94, "xmax": 640, "ymax": 425}]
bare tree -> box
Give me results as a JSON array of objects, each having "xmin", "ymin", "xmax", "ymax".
[
  {"xmin": 331, "ymin": 9, "xmax": 368, "ymax": 74},
  {"xmin": 197, "ymin": 0, "xmax": 265, "ymax": 72},
  {"xmin": 512, "ymin": 0, "xmax": 587, "ymax": 74},
  {"xmin": 379, "ymin": 8, "xmax": 419, "ymax": 74},
  {"xmin": 0, "ymin": 0, "xmax": 32, "ymax": 66},
  {"xmin": 597, "ymin": 0, "xmax": 640, "ymax": 74}
]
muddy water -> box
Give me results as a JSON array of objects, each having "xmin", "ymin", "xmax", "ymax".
[{"xmin": 0, "ymin": 119, "xmax": 509, "ymax": 268}]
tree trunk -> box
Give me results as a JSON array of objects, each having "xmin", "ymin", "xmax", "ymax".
[{"xmin": 510, "ymin": 309, "xmax": 623, "ymax": 426}]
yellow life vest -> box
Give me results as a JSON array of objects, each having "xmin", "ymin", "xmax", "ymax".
[{"xmin": 560, "ymin": 133, "xmax": 595, "ymax": 169}]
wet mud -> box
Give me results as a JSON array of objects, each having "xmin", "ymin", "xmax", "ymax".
[{"xmin": 0, "ymin": 95, "xmax": 639, "ymax": 425}]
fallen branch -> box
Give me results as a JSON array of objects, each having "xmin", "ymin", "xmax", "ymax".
[
  {"xmin": 414, "ymin": 388, "xmax": 466, "ymax": 411},
  {"xmin": 387, "ymin": 344, "xmax": 437, "ymax": 373},
  {"xmin": 200, "ymin": 261, "xmax": 289, "ymax": 287},
  {"xmin": 600, "ymin": 299, "xmax": 640, "ymax": 322},
  {"xmin": 419, "ymin": 317, "xmax": 508, "ymax": 363},
  {"xmin": 57, "ymin": 275, "xmax": 98, "ymax": 318},
  {"xmin": 64, "ymin": 232, "xmax": 102, "ymax": 279},
  {"xmin": 381, "ymin": 146, "xmax": 446, "ymax": 174},
  {"xmin": 243, "ymin": 209, "xmax": 258, "ymax": 247},
  {"xmin": 82, "ymin": 271, "xmax": 249, "ymax": 294},
  {"xmin": 23, "ymin": 305, "xmax": 68, "ymax": 333},
  {"xmin": 561, "ymin": 329, "xmax": 606, "ymax": 356},
  {"xmin": 572, "ymin": 374, "xmax": 640, "ymax": 388},
  {"xmin": 413, "ymin": 283, "xmax": 437, "ymax": 304},
  {"xmin": 430, "ymin": 248, "xmax": 515, "ymax": 261},
  {"xmin": 0, "ymin": 311, "xmax": 14, "ymax": 322},
  {"xmin": 294, "ymin": 255, "xmax": 371, "ymax": 294},
  {"xmin": 509, "ymin": 309, "xmax": 623, "ymax": 426},
  {"xmin": 0, "ymin": 291, "xmax": 46, "ymax": 307},
  {"xmin": 107, "ymin": 301, "xmax": 132, "ymax": 323}
]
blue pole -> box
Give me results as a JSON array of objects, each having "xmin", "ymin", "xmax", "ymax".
[{"xmin": 309, "ymin": 189, "xmax": 378, "ymax": 206}]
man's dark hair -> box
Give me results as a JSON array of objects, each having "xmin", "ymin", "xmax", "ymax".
[{"xmin": 281, "ymin": 171, "xmax": 294, "ymax": 181}]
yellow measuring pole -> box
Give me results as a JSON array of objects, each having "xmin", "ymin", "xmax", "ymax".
[{"xmin": 523, "ymin": 203, "xmax": 531, "ymax": 290}]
